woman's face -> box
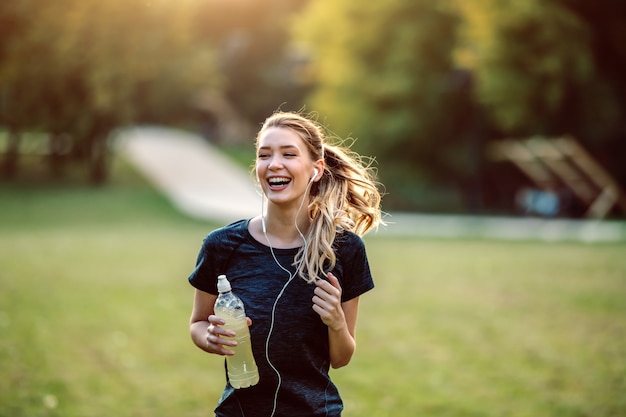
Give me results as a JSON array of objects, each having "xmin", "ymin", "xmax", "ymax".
[{"xmin": 256, "ymin": 126, "xmax": 317, "ymax": 206}]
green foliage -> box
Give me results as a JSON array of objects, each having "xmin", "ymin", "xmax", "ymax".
[
  {"xmin": 295, "ymin": 0, "xmax": 626, "ymax": 211},
  {"xmin": 3, "ymin": 0, "xmax": 626, "ymax": 212},
  {"xmin": 295, "ymin": 1, "xmax": 474, "ymax": 210},
  {"xmin": 190, "ymin": 0, "xmax": 311, "ymax": 123},
  {"xmin": 1, "ymin": 161, "xmax": 625, "ymax": 416},
  {"xmin": 0, "ymin": 0, "xmax": 220, "ymax": 127},
  {"xmin": 297, "ymin": 1, "xmax": 458, "ymax": 150},
  {"xmin": 552, "ymin": 0, "xmax": 626, "ymax": 149},
  {"xmin": 0, "ymin": 0, "xmax": 221, "ymax": 182},
  {"xmin": 454, "ymin": 0, "xmax": 593, "ymax": 135}
]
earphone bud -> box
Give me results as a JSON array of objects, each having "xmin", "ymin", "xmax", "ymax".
[{"xmin": 311, "ymin": 168, "xmax": 319, "ymax": 182}]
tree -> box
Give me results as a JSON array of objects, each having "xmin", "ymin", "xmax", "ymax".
[
  {"xmin": 296, "ymin": 0, "xmax": 626, "ymax": 213},
  {"xmin": 455, "ymin": 0, "xmax": 626, "ymax": 203},
  {"xmin": 295, "ymin": 0, "xmax": 478, "ymax": 210},
  {"xmin": 454, "ymin": 0, "xmax": 593, "ymax": 136},
  {"xmin": 0, "ymin": 0, "xmax": 220, "ymax": 183},
  {"xmin": 191, "ymin": 0, "xmax": 312, "ymax": 125},
  {"xmin": 555, "ymin": 0, "xmax": 626, "ymax": 185}
]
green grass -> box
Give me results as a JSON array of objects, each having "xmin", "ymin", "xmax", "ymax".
[
  {"xmin": 343, "ymin": 238, "xmax": 626, "ymax": 416},
  {"xmin": 1, "ymin": 158, "xmax": 625, "ymax": 417}
]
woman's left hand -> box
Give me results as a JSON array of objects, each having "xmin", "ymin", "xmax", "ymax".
[{"xmin": 312, "ymin": 272, "xmax": 346, "ymax": 331}]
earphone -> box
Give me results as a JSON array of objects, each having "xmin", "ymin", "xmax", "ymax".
[{"xmin": 312, "ymin": 168, "xmax": 319, "ymax": 179}]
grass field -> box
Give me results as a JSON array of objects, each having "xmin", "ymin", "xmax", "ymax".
[{"xmin": 1, "ymin": 158, "xmax": 625, "ymax": 417}]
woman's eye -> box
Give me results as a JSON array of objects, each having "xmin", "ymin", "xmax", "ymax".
[
  {"xmin": 257, "ymin": 153, "xmax": 269, "ymax": 159},
  {"xmin": 284, "ymin": 153, "xmax": 296, "ymax": 157}
]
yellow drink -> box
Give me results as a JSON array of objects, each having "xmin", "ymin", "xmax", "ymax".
[{"xmin": 221, "ymin": 312, "xmax": 260, "ymax": 389}]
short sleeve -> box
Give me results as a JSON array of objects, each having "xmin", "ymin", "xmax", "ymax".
[
  {"xmin": 335, "ymin": 232, "xmax": 374, "ymax": 302},
  {"xmin": 188, "ymin": 235, "xmax": 221, "ymax": 295},
  {"xmin": 187, "ymin": 220, "xmax": 248, "ymax": 295}
]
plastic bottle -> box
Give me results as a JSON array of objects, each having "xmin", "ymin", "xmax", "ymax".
[{"xmin": 214, "ymin": 274, "xmax": 259, "ymax": 389}]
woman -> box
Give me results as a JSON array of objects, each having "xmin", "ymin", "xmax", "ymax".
[{"xmin": 188, "ymin": 111, "xmax": 384, "ymax": 417}]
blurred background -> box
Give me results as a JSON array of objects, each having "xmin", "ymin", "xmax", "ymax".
[
  {"xmin": 2, "ymin": 0, "xmax": 625, "ymax": 218},
  {"xmin": 2, "ymin": 2, "xmax": 626, "ymax": 416}
]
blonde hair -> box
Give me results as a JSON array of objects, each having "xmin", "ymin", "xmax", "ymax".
[{"xmin": 256, "ymin": 111, "xmax": 384, "ymax": 283}]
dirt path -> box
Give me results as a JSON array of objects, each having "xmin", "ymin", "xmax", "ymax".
[{"xmin": 117, "ymin": 126, "xmax": 259, "ymax": 223}]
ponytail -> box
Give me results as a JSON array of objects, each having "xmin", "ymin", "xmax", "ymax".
[{"xmin": 296, "ymin": 141, "xmax": 383, "ymax": 283}]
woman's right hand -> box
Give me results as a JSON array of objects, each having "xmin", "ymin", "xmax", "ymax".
[{"xmin": 206, "ymin": 314, "xmax": 236, "ymax": 356}]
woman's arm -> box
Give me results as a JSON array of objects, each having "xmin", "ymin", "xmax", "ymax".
[
  {"xmin": 189, "ymin": 289, "xmax": 238, "ymax": 355},
  {"xmin": 313, "ymin": 272, "xmax": 360, "ymax": 369}
]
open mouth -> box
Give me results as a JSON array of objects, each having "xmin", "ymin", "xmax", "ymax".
[{"xmin": 267, "ymin": 176, "xmax": 291, "ymax": 190}]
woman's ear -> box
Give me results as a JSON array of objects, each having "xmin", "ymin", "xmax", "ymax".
[{"xmin": 312, "ymin": 160, "xmax": 325, "ymax": 182}]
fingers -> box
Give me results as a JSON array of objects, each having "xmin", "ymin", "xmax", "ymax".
[
  {"xmin": 312, "ymin": 273, "xmax": 344, "ymax": 327},
  {"xmin": 314, "ymin": 272, "xmax": 342, "ymax": 302},
  {"xmin": 206, "ymin": 315, "xmax": 236, "ymax": 355},
  {"xmin": 312, "ymin": 289, "xmax": 340, "ymax": 317},
  {"xmin": 205, "ymin": 315, "xmax": 254, "ymax": 356},
  {"xmin": 326, "ymin": 272, "xmax": 342, "ymax": 290}
]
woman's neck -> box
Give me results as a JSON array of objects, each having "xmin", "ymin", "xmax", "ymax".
[{"xmin": 262, "ymin": 205, "xmax": 310, "ymax": 248}]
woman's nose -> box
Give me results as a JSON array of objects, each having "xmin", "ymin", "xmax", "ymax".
[{"xmin": 268, "ymin": 156, "xmax": 283, "ymax": 170}]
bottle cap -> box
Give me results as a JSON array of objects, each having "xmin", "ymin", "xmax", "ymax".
[{"xmin": 217, "ymin": 274, "xmax": 231, "ymax": 293}]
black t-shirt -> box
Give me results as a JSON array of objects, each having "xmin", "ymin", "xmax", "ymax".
[{"xmin": 188, "ymin": 219, "xmax": 374, "ymax": 417}]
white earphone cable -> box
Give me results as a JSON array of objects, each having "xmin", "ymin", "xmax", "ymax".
[{"xmin": 261, "ymin": 174, "xmax": 314, "ymax": 417}]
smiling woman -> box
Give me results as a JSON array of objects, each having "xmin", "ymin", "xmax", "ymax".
[
  {"xmin": 256, "ymin": 127, "xmax": 317, "ymax": 203},
  {"xmin": 187, "ymin": 110, "xmax": 385, "ymax": 417},
  {"xmin": 252, "ymin": 111, "xmax": 384, "ymax": 282}
]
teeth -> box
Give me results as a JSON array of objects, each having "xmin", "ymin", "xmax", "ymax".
[{"xmin": 269, "ymin": 177, "xmax": 291, "ymax": 185}]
